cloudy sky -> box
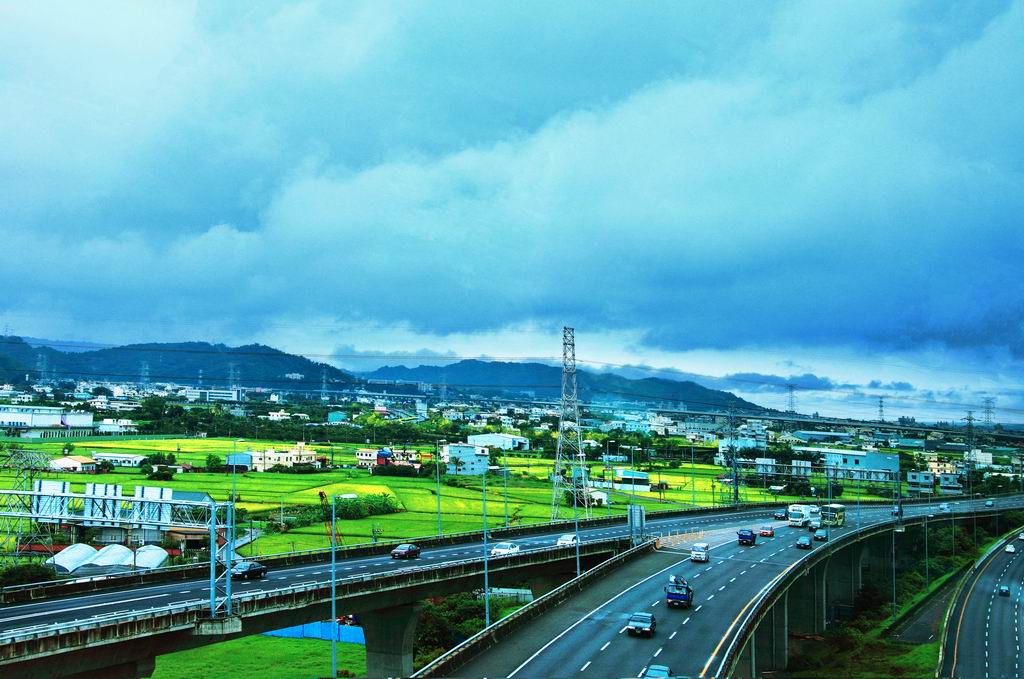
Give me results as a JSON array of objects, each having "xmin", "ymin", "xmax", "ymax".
[{"xmin": 2, "ymin": 1, "xmax": 1023, "ymax": 422}]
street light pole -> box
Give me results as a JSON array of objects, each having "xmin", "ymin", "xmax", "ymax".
[
  {"xmin": 483, "ymin": 467, "xmax": 490, "ymax": 627},
  {"xmin": 435, "ymin": 439, "xmax": 444, "ymax": 537},
  {"xmin": 330, "ymin": 494, "xmax": 337, "ymax": 678},
  {"xmin": 690, "ymin": 443, "xmax": 696, "ymax": 507},
  {"xmin": 573, "ymin": 476, "xmax": 581, "ymax": 577},
  {"xmin": 503, "ymin": 447, "xmax": 509, "ymax": 528}
]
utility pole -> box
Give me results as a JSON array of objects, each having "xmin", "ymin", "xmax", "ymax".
[
  {"xmin": 551, "ymin": 327, "xmax": 589, "ymax": 520},
  {"xmin": 964, "ymin": 411, "xmax": 977, "ymax": 549},
  {"xmin": 729, "ymin": 409, "xmax": 739, "ymax": 506}
]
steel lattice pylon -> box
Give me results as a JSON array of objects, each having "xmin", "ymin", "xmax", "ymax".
[
  {"xmin": 0, "ymin": 445, "xmax": 56, "ymax": 565},
  {"xmin": 551, "ymin": 327, "xmax": 591, "ymax": 521}
]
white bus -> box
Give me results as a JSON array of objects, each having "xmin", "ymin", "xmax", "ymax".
[{"xmin": 788, "ymin": 504, "xmax": 812, "ymax": 527}]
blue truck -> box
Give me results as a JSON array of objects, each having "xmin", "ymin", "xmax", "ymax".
[
  {"xmin": 664, "ymin": 578, "xmax": 693, "ymax": 608},
  {"xmin": 737, "ymin": 529, "xmax": 757, "ymax": 546}
]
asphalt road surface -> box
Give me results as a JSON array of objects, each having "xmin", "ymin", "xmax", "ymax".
[{"xmin": 944, "ymin": 533, "xmax": 1024, "ymax": 679}]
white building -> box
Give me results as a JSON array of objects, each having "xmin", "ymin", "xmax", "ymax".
[
  {"xmin": 965, "ymin": 450, "xmax": 993, "ymax": 468},
  {"xmin": 93, "ymin": 452, "xmax": 147, "ymax": 467},
  {"xmin": 0, "ymin": 405, "xmax": 94, "ymax": 438},
  {"xmin": 183, "ymin": 388, "xmax": 242, "ymax": 403},
  {"xmin": 50, "ymin": 456, "xmax": 97, "ymax": 473},
  {"xmin": 467, "ymin": 433, "xmax": 530, "ymax": 451},
  {"xmin": 96, "ymin": 418, "xmax": 138, "ymax": 435},
  {"xmin": 445, "ymin": 443, "xmax": 490, "ymax": 475},
  {"xmin": 249, "ymin": 443, "xmax": 319, "ymax": 472}
]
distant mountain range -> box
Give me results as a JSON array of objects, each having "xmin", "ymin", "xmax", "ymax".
[
  {"xmin": 0, "ymin": 336, "xmax": 354, "ymax": 391},
  {"xmin": 0, "ymin": 335, "xmax": 762, "ymax": 412},
  {"xmin": 365, "ymin": 359, "xmax": 762, "ymax": 412}
]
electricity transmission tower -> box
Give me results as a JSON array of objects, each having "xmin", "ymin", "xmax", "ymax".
[
  {"xmin": 786, "ymin": 384, "xmax": 796, "ymax": 413},
  {"xmin": 0, "ymin": 446, "xmax": 56, "ymax": 565},
  {"xmin": 320, "ymin": 369, "xmax": 328, "ymax": 401},
  {"xmin": 982, "ymin": 397, "xmax": 995, "ymax": 425},
  {"xmin": 877, "ymin": 396, "xmax": 885, "ymax": 423},
  {"xmin": 551, "ymin": 327, "xmax": 590, "ymax": 520},
  {"xmin": 140, "ymin": 361, "xmax": 150, "ymax": 385}
]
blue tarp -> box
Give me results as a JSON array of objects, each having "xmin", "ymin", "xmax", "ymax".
[{"xmin": 263, "ymin": 621, "xmax": 365, "ymax": 644}]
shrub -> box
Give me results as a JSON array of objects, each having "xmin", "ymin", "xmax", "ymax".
[{"xmin": 0, "ymin": 563, "xmax": 57, "ymax": 587}]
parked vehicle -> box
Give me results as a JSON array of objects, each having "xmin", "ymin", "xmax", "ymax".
[
  {"xmin": 640, "ymin": 665, "xmax": 673, "ymax": 678},
  {"xmin": 230, "ymin": 561, "xmax": 268, "ymax": 580},
  {"xmin": 626, "ymin": 612, "xmax": 657, "ymax": 637},
  {"xmin": 773, "ymin": 508, "xmax": 788, "ymax": 520},
  {"xmin": 664, "ymin": 580, "xmax": 693, "ymax": 609},
  {"xmin": 1000, "ymin": 585, "xmax": 1011, "ymax": 597},
  {"xmin": 390, "ymin": 543, "xmax": 421, "ymax": 559},
  {"xmin": 796, "ymin": 536, "xmax": 813, "ymax": 550},
  {"xmin": 556, "ymin": 534, "xmax": 578, "ymax": 547},
  {"xmin": 737, "ymin": 529, "xmax": 757, "ymax": 546},
  {"xmin": 690, "ymin": 542, "xmax": 710, "ymax": 563},
  {"xmin": 759, "ymin": 525, "xmax": 775, "ymax": 537},
  {"xmin": 490, "ymin": 542, "xmax": 521, "ymax": 557},
  {"xmin": 814, "ymin": 529, "xmax": 829, "ymax": 541}
]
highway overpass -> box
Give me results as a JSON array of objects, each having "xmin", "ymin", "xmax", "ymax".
[
  {"xmin": 415, "ymin": 496, "xmax": 1024, "ymax": 678},
  {"xmin": 0, "ymin": 503, "xmax": 789, "ymax": 678}
]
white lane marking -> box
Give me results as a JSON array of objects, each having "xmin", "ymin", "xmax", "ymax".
[
  {"xmin": 654, "ymin": 648, "xmax": 663, "ymax": 658},
  {"xmin": 695, "ymin": 605, "xmax": 703, "ymax": 612},
  {"xmin": 683, "ymin": 617, "xmax": 691, "ymax": 625},
  {"xmin": 179, "ymin": 590, "xmax": 191, "ymax": 594},
  {"xmin": 669, "ymin": 631, "xmax": 678, "ymax": 640},
  {"xmin": 0, "ymin": 594, "xmax": 170, "ymax": 624},
  {"xmin": 651, "ymin": 601, "xmax": 659, "ymax": 607},
  {"xmin": 708, "ymin": 594, "xmax": 715, "ymax": 600},
  {"xmin": 580, "ymin": 661, "xmax": 591, "ymax": 672},
  {"xmin": 600, "ymin": 641, "xmax": 610, "ymax": 651},
  {"xmin": 507, "ymin": 551, "xmax": 697, "ymax": 677},
  {"xmin": 718, "ymin": 586, "xmax": 726, "ymax": 591},
  {"xmin": 729, "ymin": 578, "xmax": 736, "ymax": 583}
]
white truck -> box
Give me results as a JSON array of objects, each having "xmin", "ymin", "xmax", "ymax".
[
  {"xmin": 788, "ymin": 504, "xmax": 812, "ymax": 527},
  {"xmin": 690, "ymin": 542, "xmax": 710, "ymax": 562}
]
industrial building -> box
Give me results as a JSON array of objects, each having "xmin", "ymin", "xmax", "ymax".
[
  {"xmin": 183, "ymin": 387, "xmax": 242, "ymax": 403},
  {"xmin": 0, "ymin": 404, "xmax": 94, "ymax": 438},
  {"xmin": 445, "ymin": 443, "xmax": 490, "ymax": 475}
]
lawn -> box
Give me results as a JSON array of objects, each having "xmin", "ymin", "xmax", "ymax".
[{"xmin": 150, "ymin": 635, "xmax": 365, "ymax": 679}]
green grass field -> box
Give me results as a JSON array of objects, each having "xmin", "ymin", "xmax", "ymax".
[
  {"xmin": 2, "ymin": 436, "xmax": 904, "ymax": 554},
  {"xmin": 151, "ymin": 635, "xmax": 364, "ymax": 679}
]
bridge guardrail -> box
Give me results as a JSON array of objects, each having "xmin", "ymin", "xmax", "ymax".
[
  {"xmin": 411, "ymin": 538, "xmax": 658, "ymax": 678},
  {"xmin": 0, "ymin": 500, "xmax": 789, "ymax": 603},
  {"xmin": 0, "ymin": 538, "xmax": 633, "ymax": 656}
]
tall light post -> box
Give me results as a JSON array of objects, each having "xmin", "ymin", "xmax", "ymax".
[
  {"xmin": 330, "ymin": 494, "xmax": 337, "ymax": 678},
  {"xmin": 572, "ymin": 473, "xmax": 581, "ymax": 576},
  {"xmin": 482, "ymin": 465, "xmax": 490, "ymax": 627},
  {"xmin": 690, "ymin": 443, "xmax": 696, "ymax": 507},
  {"xmin": 230, "ymin": 438, "xmax": 243, "ymax": 556},
  {"xmin": 435, "ymin": 439, "xmax": 446, "ymax": 537},
  {"xmin": 503, "ymin": 447, "xmax": 509, "ymax": 528}
]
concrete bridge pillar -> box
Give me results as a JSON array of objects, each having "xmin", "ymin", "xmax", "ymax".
[
  {"xmin": 361, "ymin": 602, "xmax": 423, "ymax": 678},
  {"xmin": 788, "ymin": 563, "xmax": 826, "ymax": 635},
  {"xmin": 825, "ymin": 544, "xmax": 863, "ymax": 625},
  {"xmin": 734, "ymin": 636, "xmax": 755, "ymax": 679}
]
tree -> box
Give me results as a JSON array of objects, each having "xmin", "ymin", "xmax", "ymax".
[
  {"xmin": 206, "ymin": 454, "xmax": 225, "ymax": 472},
  {"xmin": 91, "ymin": 386, "xmax": 112, "ymax": 397}
]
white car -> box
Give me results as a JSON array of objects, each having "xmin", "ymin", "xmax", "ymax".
[
  {"xmin": 1018, "ymin": 532, "xmax": 1024, "ymax": 541},
  {"xmin": 490, "ymin": 542, "xmax": 521, "ymax": 557},
  {"xmin": 556, "ymin": 534, "xmax": 578, "ymax": 547},
  {"xmin": 1006, "ymin": 544, "xmax": 1017, "ymax": 554}
]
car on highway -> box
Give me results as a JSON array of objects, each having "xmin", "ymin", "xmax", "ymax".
[
  {"xmin": 939, "ymin": 503, "xmax": 951, "ymax": 512},
  {"xmin": 891, "ymin": 505, "xmax": 902, "ymax": 516},
  {"xmin": 230, "ymin": 560, "xmax": 268, "ymax": 580},
  {"xmin": 759, "ymin": 525, "xmax": 775, "ymax": 537},
  {"xmin": 690, "ymin": 542, "xmax": 710, "ymax": 562},
  {"xmin": 556, "ymin": 534, "xmax": 578, "ymax": 547},
  {"xmin": 773, "ymin": 508, "xmax": 788, "ymax": 520},
  {"xmin": 796, "ymin": 535, "xmax": 813, "ymax": 550},
  {"xmin": 626, "ymin": 611, "xmax": 657, "ymax": 637},
  {"xmin": 808, "ymin": 518, "xmax": 822, "ymax": 531},
  {"xmin": 1006, "ymin": 544, "xmax": 1016, "ymax": 554},
  {"xmin": 809, "ymin": 506, "xmax": 821, "ymax": 516},
  {"xmin": 814, "ymin": 528, "xmax": 829, "ymax": 541},
  {"xmin": 490, "ymin": 542, "xmax": 521, "ymax": 557},
  {"xmin": 640, "ymin": 665, "xmax": 673, "ymax": 678},
  {"xmin": 985, "ymin": 499, "xmax": 995, "ymax": 507},
  {"xmin": 390, "ymin": 543, "xmax": 421, "ymax": 559},
  {"xmin": 999, "ymin": 585, "xmax": 1011, "ymax": 597},
  {"xmin": 1019, "ymin": 532, "xmax": 1024, "ymax": 541}
]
